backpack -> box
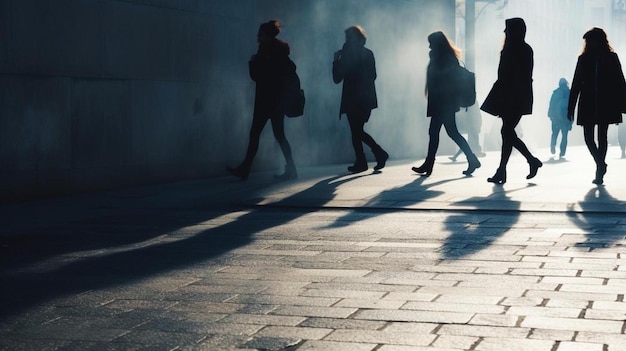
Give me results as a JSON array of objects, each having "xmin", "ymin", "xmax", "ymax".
[
  {"xmin": 280, "ymin": 59, "xmax": 306, "ymax": 118},
  {"xmin": 457, "ymin": 63, "xmax": 476, "ymax": 109}
]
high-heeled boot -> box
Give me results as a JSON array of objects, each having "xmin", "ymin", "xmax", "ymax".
[
  {"xmin": 593, "ymin": 162, "xmax": 607, "ymax": 185},
  {"xmin": 463, "ymin": 153, "xmax": 481, "ymax": 176},
  {"xmin": 487, "ymin": 168, "xmax": 507, "ymax": 184},
  {"xmin": 412, "ymin": 158, "xmax": 434, "ymax": 176},
  {"xmin": 275, "ymin": 163, "xmax": 298, "ymax": 181},
  {"xmin": 373, "ymin": 148, "xmax": 389, "ymax": 171},
  {"xmin": 526, "ymin": 157, "xmax": 543, "ymax": 179}
]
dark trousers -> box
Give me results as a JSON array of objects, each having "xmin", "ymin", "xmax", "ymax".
[
  {"xmin": 427, "ymin": 113, "xmax": 474, "ymax": 160},
  {"xmin": 242, "ymin": 113, "xmax": 294, "ymax": 169},
  {"xmin": 498, "ymin": 114, "xmax": 534, "ymax": 169},
  {"xmin": 583, "ymin": 123, "xmax": 608, "ymax": 166},
  {"xmin": 347, "ymin": 110, "xmax": 381, "ymax": 164}
]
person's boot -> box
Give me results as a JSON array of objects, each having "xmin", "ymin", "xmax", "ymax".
[
  {"xmin": 348, "ymin": 153, "xmax": 368, "ymax": 173},
  {"xmin": 227, "ymin": 163, "xmax": 250, "ymax": 181},
  {"xmin": 463, "ymin": 153, "xmax": 481, "ymax": 176},
  {"xmin": 373, "ymin": 148, "xmax": 389, "ymax": 171},
  {"xmin": 275, "ymin": 163, "xmax": 297, "ymax": 181},
  {"xmin": 411, "ymin": 158, "xmax": 434, "ymax": 176},
  {"xmin": 526, "ymin": 157, "xmax": 543, "ymax": 179},
  {"xmin": 593, "ymin": 163, "xmax": 607, "ymax": 185},
  {"xmin": 487, "ymin": 168, "xmax": 507, "ymax": 184}
]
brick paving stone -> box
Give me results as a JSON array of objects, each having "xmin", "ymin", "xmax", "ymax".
[
  {"xmin": 556, "ymin": 341, "xmax": 605, "ymax": 351},
  {"xmin": 431, "ymin": 334, "xmax": 479, "ymax": 349},
  {"xmin": 354, "ymin": 309, "xmax": 473, "ymax": 324},
  {"xmin": 296, "ymin": 340, "xmax": 376, "ymax": 351},
  {"xmin": 506, "ymin": 306, "xmax": 582, "ymax": 318},
  {"xmin": 298, "ymin": 317, "xmax": 386, "ymax": 330},
  {"xmin": 402, "ymin": 301, "xmax": 505, "ymax": 314},
  {"xmin": 218, "ymin": 313, "xmax": 306, "ymax": 326},
  {"xmin": 469, "ymin": 314, "xmax": 520, "ymax": 327},
  {"xmin": 528, "ymin": 329, "xmax": 575, "ymax": 341},
  {"xmin": 521, "ymin": 316, "xmax": 623, "ymax": 333},
  {"xmin": 437, "ymin": 325, "xmax": 531, "ymax": 338},
  {"xmin": 323, "ymin": 329, "xmax": 436, "ymax": 346},
  {"xmin": 474, "ymin": 337, "xmax": 555, "ymax": 350},
  {"xmin": 254, "ymin": 326, "xmax": 333, "ymax": 340}
]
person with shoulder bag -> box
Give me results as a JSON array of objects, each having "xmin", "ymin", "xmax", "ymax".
[{"xmin": 227, "ymin": 20, "xmax": 298, "ymax": 181}]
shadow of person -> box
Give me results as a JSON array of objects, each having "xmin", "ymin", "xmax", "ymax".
[
  {"xmin": 567, "ymin": 186, "xmax": 626, "ymax": 250},
  {"xmin": 441, "ymin": 185, "xmax": 523, "ymax": 259},
  {"xmin": 321, "ymin": 175, "xmax": 465, "ymax": 229},
  {"xmin": 0, "ymin": 173, "xmax": 365, "ymax": 319}
]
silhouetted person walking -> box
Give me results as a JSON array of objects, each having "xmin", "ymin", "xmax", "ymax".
[
  {"xmin": 548, "ymin": 78, "xmax": 572, "ymax": 159},
  {"xmin": 568, "ymin": 27, "xmax": 626, "ymax": 185},
  {"xmin": 227, "ymin": 20, "xmax": 297, "ymax": 181},
  {"xmin": 412, "ymin": 31, "xmax": 480, "ymax": 177},
  {"xmin": 333, "ymin": 25, "xmax": 388, "ymax": 173},
  {"xmin": 481, "ymin": 18, "xmax": 541, "ymax": 184}
]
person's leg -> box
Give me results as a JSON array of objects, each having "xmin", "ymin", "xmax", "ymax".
[
  {"xmin": 347, "ymin": 112, "xmax": 368, "ymax": 172},
  {"xmin": 583, "ymin": 124, "xmax": 599, "ymax": 162},
  {"xmin": 358, "ymin": 110, "xmax": 388, "ymax": 170},
  {"xmin": 550, "ymin": 122, "xmax": 558, "ymax": 155},
  {"xmin": 270, "ymin": 114, "xmax": 297, "ymax": 179},
  {"xmin": 559, "ymin": 126, "xmax": 569, "ymax": 158},
  {"xmin": 504, "ymin": 114, "xmax": 542, "ymax": 179},
  {"xmin": 413, "ymin": 117, "xmax": 443, "ymax": 175},
  {"xmin": 228, "ymin": 115, "xmax": 268, "ymax": 179},
  {"xmin": 442, "ymin": 114, "xmax": 480, "ymax": 175}
]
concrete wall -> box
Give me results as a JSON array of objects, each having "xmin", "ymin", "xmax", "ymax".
[{"xmin": 0, "ymin": 0, "xmax": 454, "ymax": 201}]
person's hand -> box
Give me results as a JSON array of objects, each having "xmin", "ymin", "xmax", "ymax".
[{"xmin": 333, "ymin": 50, "xmax": 342, "ymax": 61}]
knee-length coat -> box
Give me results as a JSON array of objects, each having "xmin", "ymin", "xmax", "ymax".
[
  {"xmin": 481, "ymin": 42, "xmax": 534, "ymax": 117},
  {"xmin": 568, "ymin": 51, "xmax": 625, "ymax": 126},
  {"xmin": 332, "ymin": 45, "xmax": 378, "ymax": 116}
]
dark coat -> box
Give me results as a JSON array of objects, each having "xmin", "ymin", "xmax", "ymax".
[
  {"xmin": 249, "ymin": 38, "xmax": 295, "ymax": 117},
  {"xmin": 332, "ymin": 45, "xmax": 378, "ymax": 116},
  {"xmin": 426, "ymin": 58, "xmax": 461, "ymax": 117},
  {"xmin": 481, "ymin": 41, "xmax": 534, "ymax": 117},
  {"xmin": 568, "ymin": 52, "xmax": 625, "ymax": 126}
]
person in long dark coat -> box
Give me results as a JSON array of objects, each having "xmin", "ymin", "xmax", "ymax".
[
  {"xmin": 568, "ymin": 27, "xmax": 626, "ymax": 185},
  {"xmin": 227, "ymin": 20, "xmax": 297, "ymax": 181},
  {"xmin": 412, "ymin": 31, "xmax": 481, "ymax": 176},
  {"xmin": 333, "ymin": 25, "xmax": 388, "ymax": 173},
  {"xmin": 481, "ymin": 17, "xmax": 542, "ymax": 184},
  {"xmin": 548, "ymin": 78, "xmax": 572, "ymax": 159}
]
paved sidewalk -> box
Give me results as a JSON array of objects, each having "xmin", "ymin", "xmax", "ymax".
[{"xmin": 1, "ymin": 145, "xmax": 626, "ymax": 350}]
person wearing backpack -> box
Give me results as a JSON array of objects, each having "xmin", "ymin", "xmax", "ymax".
[
  {"xmin": 333, "ymin": 25, "xmax": 389, "ymax": 173},
  {"xmin": 481, "ymin": 18, "xmax": 541, "ymax": 184},
  {"xmin": 227, "ymin": 20, "xmax": 297, "ymax": 181},
  {"xmin": 411, "ymin": 31, "xmax": 480, "ymax": 177},
  {"xmin": 548, "ymin": 78, "xmax": 572, "ymax": 159}
]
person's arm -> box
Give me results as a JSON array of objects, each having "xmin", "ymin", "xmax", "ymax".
[
  {"xmin": 568, "ymin": 57, "xmax": 583, "ymax": 121},
  {"xmin": 332, "ymin": 51, "xmax": 345, "ymax": 84}
]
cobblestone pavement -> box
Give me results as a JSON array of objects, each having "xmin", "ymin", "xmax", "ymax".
[{"xmin": 1, "ymin": 146, "xmax": 626, "ymax": 351}]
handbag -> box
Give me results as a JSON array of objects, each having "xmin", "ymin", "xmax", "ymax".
[{"xmin": 280, "ymin": 60, "xmax": 305, "ymax": 118}]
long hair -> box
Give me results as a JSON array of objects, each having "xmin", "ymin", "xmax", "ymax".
[
  {"xmin": 426, "ymin": 31, "xmax": 460, "ymax": 96},
  {"xmin": 582, "ymin": 27, "xmax": 614, "ymax": 54}
]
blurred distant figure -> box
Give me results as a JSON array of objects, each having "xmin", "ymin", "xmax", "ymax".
[
  {"xmin": 481, "ymin": 18, "xmax": 541, "ymax": 185},
  {"xmin": 412, "ymin": 31, "xmax": 480, "ymax": 176},
  {"xmin": 227, "ymin": 20, "xmax": 297, "ymax": 181},
  {"xmin": 449, "ymin": 103, "xmax": 485, "ymax": 162},
  {"xmin": 568, "ymin": 27, "xmax": 626, "ymax": 185},
  {"xmin": 333, "ymin": 25, "xmax": 388, "ymax": 173},
  {"xmin": 548, "ymin": 78, "xmax": 572, "ymax": 159}
]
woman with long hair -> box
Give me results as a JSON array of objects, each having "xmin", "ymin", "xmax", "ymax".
[
  {"xmin": 568, "ymin": 27, "xmax": 626, "ymax": 184},
  {"xmin": 481, "ymin": 18, "xmax": 541, "ymax": 184},
  {"xmin": 227, "ymin": 20, "xmax": 297, "ymax": 181},
  {"xmin": 412, "ymin": 31, "xmax": 480, "ymax": 176}
]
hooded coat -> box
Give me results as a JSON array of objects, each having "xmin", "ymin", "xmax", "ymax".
[
  {"xmin": 481, "ymin": 18, "xmax": 533, "ymax": 117},
  {"xmin": 568, "ymin": 50, "xmax": 625, "ymax": 126}
]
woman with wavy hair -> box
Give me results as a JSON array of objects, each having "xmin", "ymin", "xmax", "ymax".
[
  {"xmin": 568, "ymin": 27, "xmax": 626, "ymax": 185},
  {"xmin": 412, "ymin": 31, "xmax": 480, "ymax": 177}
]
